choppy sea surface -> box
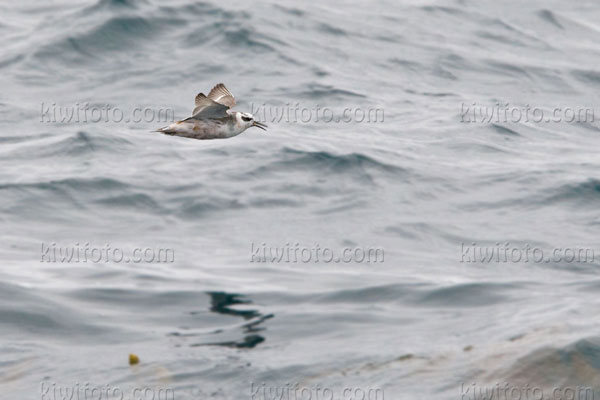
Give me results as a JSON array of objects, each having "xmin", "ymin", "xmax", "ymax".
[{"xmin": 2, "ymin": 0, "xmax": 600, "ymax": 399}]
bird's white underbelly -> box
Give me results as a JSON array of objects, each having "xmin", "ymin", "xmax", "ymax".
[{"xmin": 160, "ymin": 120, "xmax": 242, "ymax": 140}]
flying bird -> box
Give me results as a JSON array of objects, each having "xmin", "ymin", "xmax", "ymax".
[{"xmin": 156, "ymin": 83, "xmax": 267, "ymax": 140}]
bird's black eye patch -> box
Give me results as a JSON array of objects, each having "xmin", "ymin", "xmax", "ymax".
[{"xmin": 241, "ymin": 116, "xmax": 252, "ymax": 122}]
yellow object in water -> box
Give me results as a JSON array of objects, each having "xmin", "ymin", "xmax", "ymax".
[{"xmin": 129, "ymin": 354, "xmax": 140, "ymax": 365}]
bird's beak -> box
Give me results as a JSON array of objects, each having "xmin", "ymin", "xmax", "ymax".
[{"xmin": 252, "ymin": 121, "xmax": 268, "ymax": 131}]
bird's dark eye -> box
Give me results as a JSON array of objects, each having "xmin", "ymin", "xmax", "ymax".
[{"xmin": 242, "ymin": 116, "xmax": 252, "ymax": 122}]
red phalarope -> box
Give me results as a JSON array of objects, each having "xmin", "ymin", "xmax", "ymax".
[{"xmin": 156, "ymin": 83, "xmax": 267, "ymax": 140}]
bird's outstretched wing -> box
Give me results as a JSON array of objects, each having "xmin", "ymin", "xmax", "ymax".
[
  {"xmin": 188, "ymin": 93, "xmax": 229, "ymax": 120},
  {"xmin": 207, "ymin": 83, "xmax": 236, "ymax": 108}
]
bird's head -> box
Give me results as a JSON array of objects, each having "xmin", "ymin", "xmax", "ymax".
[{"xmin": 235, "ymin": 112, "xmax": 267, "ymax": 132}]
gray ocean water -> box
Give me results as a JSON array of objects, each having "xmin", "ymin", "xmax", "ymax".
[{"xmin": 2, "ymin": 0, "xmax": 600, "ymax": 399}]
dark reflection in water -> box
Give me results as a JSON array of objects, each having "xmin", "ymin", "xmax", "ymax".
[
  {"xmin": 208, "ymin": 292, "xmax": 261, "ymax": 320},
  {"xmin": 196, "ymin": 291, "xmax": 274, "ymax": 349}
]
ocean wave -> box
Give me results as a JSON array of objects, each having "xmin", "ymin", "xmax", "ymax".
[
  {"xmin": 0, "ymin": 283, "xmax": 110, "ymax": 337},
  {"xmin": 33, "ymin": 15, "xmax": 178, "ymax": 65},
  {"xmin": 279, "ymin": 147, "xmax": 404, "ymax": 174},
  {"xmin": 482, "ymin": 338, "xmax": 600, "ymax": 398},
  {"xmin": 416, "ymin": 282, "xmax": 518, "ymax": 307},
  {"xmin": 1, "ymin": 131, "xmax": 133, "ymax": 159},
  {"xmin": 545, "ymin": 178, "xmax": 600, "ymax": 206}
]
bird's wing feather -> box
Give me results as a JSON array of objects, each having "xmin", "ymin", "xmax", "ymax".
[
  {"xmin": 190, "ymin": 94, "xmax": 230, "ymax": 119},
  {"xmin": 207, "ymin": 83, "xmax": 236, "ymax": 108},
  {"xmin": 192, "ymin": 92, "xmax": 209, "ymax": 115}
]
